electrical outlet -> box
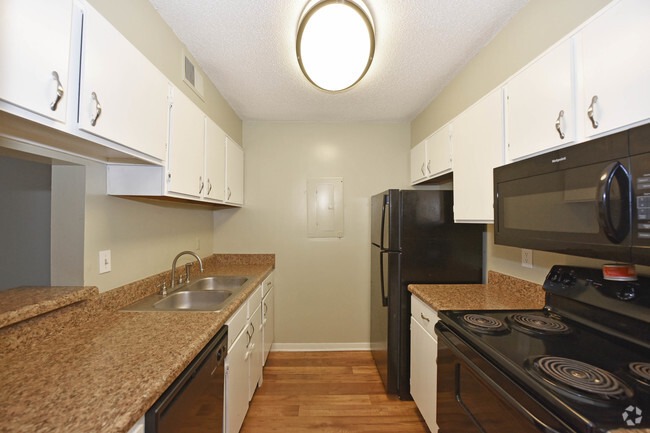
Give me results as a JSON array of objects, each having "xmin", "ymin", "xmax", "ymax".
[
  {"xmin": 99, "ymin": 250, "xmax": 111, "ymax": 274},
  {"xmin": 521, "ymin": 249, "xmax": 533, "ymax": 268}
]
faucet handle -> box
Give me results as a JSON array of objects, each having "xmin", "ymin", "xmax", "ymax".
[
  {"xmin": 185, "ymin": 262, "xmax": 194, "ymax": 283},
  {"xmin": 157, "ymin": 282, "xmax": 168, "ymax": 296}
]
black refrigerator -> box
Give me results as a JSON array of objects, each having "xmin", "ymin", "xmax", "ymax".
[{"xmin": 370, "ymin": 189, "xmax": 483, "ymax": 399}]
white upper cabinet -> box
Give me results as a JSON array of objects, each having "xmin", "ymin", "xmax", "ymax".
[
  {"xmin": 426, "ymin": 125, "xmax": 452, "ymax": 178},
  {"xmin": 167, "ymin": 88, "xmax": 205, "ymax": 198},
  {"xmin": 410, "ymin": 140, "xmax": 427, "ymax": 184},
  {"xmin": 225, "ymin": 137, "xmax": 244, "ymax": 206},
  {"xmin": 506, "ymin": 38, "xmax": 575, "ymax": 162},
  {"xmin": 78, "ymin": 2, "xmax": 168, "ymax": 161},
  {"xmin": 0, "ymin": 0, "xmax": 72, "ymax": 123},
  {"xmin": 410, "ymin": 124, "xmax": 452, "ymax": 185},
  {"xmin": 580, "ymin": 0, "xmax": 650, "ymax": 138},
  {"xmin": 452, "ymin": 89, "xmax": 504, "ymax": 223},
  {"xmin": 204, "ymin": 118, "xmax": 226, "ymax": 202}
]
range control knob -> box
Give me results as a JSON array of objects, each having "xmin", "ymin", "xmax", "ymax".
[{"xmin": 617, "ymin": 286, "xmax": 636, "ymax": 301}]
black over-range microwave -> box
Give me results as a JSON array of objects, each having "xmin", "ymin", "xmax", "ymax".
[{"xmin": 494, "ymin": 123, "xmax": 650, "ymax": 265}]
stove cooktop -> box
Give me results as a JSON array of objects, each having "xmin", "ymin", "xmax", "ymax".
[{"xmin": 438, "ymin": 307, "xmax": 650, "ymax": 432}]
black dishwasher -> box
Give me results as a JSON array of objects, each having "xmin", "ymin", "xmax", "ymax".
[{"xmin": 146, "ymin": 326, "xmax": 227, "ymax": 433}]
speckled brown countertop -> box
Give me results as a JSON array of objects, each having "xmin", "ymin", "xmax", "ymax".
[
  {"xmin": 0, "ymin": 286, "xmax": 98, "ymax": 328},
  {"xmin": 0, "ymin": 254, "xmax": 274, "ymax": 433},
  {"xmin": 408, "ymin": 270, "xmax": 546, "ymax": 311}
]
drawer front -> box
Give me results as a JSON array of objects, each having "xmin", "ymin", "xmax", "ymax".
[
  {"xmin": 226, "ymin": 302, "xmax": 247, "ymax": 350},
  {"xmin": 411, "ymin": 295, "xmax": 438, "ymax": 339},
  {"xmin": 262, "ymin": 272, "xmax": 274, "ymax": 296},
  {"xmin": 247, "ymin": 285, "xmax": 263, "ymax": 319}
]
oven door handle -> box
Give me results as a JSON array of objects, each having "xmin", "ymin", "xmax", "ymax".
[
  {"xmin": 438, "ymin": 329, "xmax": 564, "ymax": 433},
  {"xmin": 597, "ymin": 161, "xmax": 630, "ymax": 244}
]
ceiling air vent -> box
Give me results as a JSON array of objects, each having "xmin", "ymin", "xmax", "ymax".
[{"xmin": 182, "ymin": 50, "xmax": 204, "ymax": 100}]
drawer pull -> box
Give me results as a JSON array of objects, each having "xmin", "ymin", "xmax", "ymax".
[{"xmin": 420, "ymin": 313, "xmax": 430, "ymax": 322}]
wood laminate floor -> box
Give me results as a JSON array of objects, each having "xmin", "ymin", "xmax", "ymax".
[{"xmin": 240, "ymin": 351, "xmax": 430, "ymax": 433}]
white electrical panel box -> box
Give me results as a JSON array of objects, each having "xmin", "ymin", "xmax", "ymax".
[{"xmin": 307, "ymin": 177, "xmax": 343, "ymax": 238}]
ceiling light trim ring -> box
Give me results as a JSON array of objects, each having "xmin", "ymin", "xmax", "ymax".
[{"xmin": 296, "ymin": 0, "xmax": 375, "ymax": 93}]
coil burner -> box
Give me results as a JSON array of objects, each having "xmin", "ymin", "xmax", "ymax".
[
  {"xmin": 629, "ymin": 362, "xmax": 650, "ymax": 385},
  {"xmin": 508, "ymin": 313, "xmax": 570, "ymax": 335},
  {"xmin": 462, "ymin": 314, "xmax": 507, "ymax": 334},
  {"xmin": 531, "ymin": 356, "xmax": 633, "ymax": 404}
]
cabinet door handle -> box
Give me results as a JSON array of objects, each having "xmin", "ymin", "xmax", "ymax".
[
  {"xmin": 90, "ymin": 92, "xmax": 102, "ymax": 126},
  {"xmin": 426, "ymin": 160, "xmax": 431, "ymax": 174},
  {"xmin": 420, "ymin": 312, "xmax": 430, "ymax": 322},
  {"xmin": 199, "ymin": 176, "xmax": 204, "ymax": 194},
  {"xmin": 587, "ymin": 95, "xmax": 599, "ymax": 129},
  {"xmin": 420, "ymin": 162, "xmax": 425, "ymax": 176},
  {"xmin": 50, "ymin": 71, "xmax": 64, "ymax": 111},
  {"xmin": 207, "ymin": 179, "xmax": 212, "ymax": 195},
  {"xmin": 227, "ymin": 187, "xmax": 232, "ymax": 200},
  {"xmin": 249, "ymin": 322, "xmax": 255, "ymax": 336},
  {"xmin": 264, "ymin": 302, "xmax": 268, "ymax": 315},
  {"xmin": 555, "ymin": 110, "xmax": 565, "ymax": 139}
]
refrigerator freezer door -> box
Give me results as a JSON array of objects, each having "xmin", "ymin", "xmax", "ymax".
[{"xmin": 371, "ymin": 190, "xmax": 400, "ymax": 250}]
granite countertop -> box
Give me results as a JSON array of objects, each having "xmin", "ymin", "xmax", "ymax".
[
  {"xmin": 0, "ymin": 254, "xmax": 274, "ymax": 433},
  {"xmin": 408, "ymin": 271, "xmax": 546, "ymax": 311},
  {"xmin": 0, "ymin": 286, "xmax": 98, "ymax": 328}
]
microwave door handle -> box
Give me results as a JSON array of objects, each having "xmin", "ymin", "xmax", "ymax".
[
  {"xmin": 597, "ymin": 161, "xmax": 631, "ymax": 244},
  {"xmin": 380, "ymin": 251, "xmax": 388, "ymax": 307}
]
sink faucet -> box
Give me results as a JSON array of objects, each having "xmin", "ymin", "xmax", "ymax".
[{"xmin": 171, "ymin": 251, "xmax": 204, "ymax": 289}]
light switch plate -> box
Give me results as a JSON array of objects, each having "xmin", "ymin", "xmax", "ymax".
[{"xmin": 99, "ymin": 250, "xmax": 111, "ymax": 274}]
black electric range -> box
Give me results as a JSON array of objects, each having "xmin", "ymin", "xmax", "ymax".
[{"xmin": 435, "ymin": 266, "xmax": 650, "ymax": 433}]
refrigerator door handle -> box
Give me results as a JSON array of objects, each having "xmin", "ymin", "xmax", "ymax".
[
  {"xmin": 380, "ymin": 194, "xmax": 388, "ymax": 250},
  {"xmin": 380, "ymin": 251, "xmax": 389, "ymax": 307}
]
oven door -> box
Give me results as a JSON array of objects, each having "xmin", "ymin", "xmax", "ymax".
[
  {"xmin": 435, "ymin": 323, "xmax": 575, "ymax": 433},
  {"xmin": 494, "ymin": 129, "xmax": 631, "ymax": 262}
]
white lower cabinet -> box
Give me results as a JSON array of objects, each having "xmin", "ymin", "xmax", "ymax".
[
  {"xmin": 224, "ymin": 284, "xmax": 264, "ymax": 433},
  {"xmin": 262, "ymin": 285, "xmax": 275, "ymax": 365},
  {"xmin": 225, "ymin": 319, "xmax": 249, "ymax": 433},
  {"xmin": 247, "ymin": 302, "xmax": 263, "ymax": 401},
  {"xmin": 410, "ymin": 295, "xmax": 439, "ymax": 433}
]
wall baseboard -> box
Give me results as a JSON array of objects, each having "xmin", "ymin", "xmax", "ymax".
[{"xmin": 271, "ymin": 342, "xmax": 371, "ymax": 352}]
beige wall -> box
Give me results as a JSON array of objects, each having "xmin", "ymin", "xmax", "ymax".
[
  {"xmin": 83, "ymin": 162, "xmax": 215, "ymax": 292},
  {"xmin": 411, "ymin": 0, "xmax": 612, "ymax": 146},
  {"xmin": 213, "ymin": 122, "xmax": 411, "ymax": 344},
  {"xmin": 87, "ymin": 0, "xmax": 242, "ymax": 143}
]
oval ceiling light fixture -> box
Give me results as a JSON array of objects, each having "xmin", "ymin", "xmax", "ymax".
[{"xmin": 296, "ymin": 0, "xmax": 375, "ymax": 92}]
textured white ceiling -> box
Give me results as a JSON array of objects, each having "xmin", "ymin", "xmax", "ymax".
[{"xmin": 148, "ymin": 0, "xmax": 528, "ymax": 122}]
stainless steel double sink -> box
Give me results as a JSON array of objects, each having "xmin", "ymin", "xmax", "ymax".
[{"xmin": 121, "ymin": 275, "xmax": 254, "ymax": 312}]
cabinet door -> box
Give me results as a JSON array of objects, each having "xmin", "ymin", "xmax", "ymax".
[
  {"xmin": 410, "ymin": 140, "xmax": 427, "ymax": 184},
  {"xmin": 452, "ymin": 89, "xmax": 504, "ymax": 223},
  {"xmin": 78, "ymin": 3, "xmax": 168, "ymax": 160},
  {"xmin": 581, "ymin": 0, "xmax": 650, "ymax": 137},
  {"xmin": 205, "ymin": 118, "xmax": 226, "ymax": 202},
  {"xmin": 247, "ymin": 303, "xmax": 263, "ymax": 401},
  {"xmin": 262, "ymin": 286, "xmax": 275, "ymax": 365},
  {"xmin": 0, "ymin": 0, "xmax": 72, "ymax": 122},
  {"xmin": 225, "ymin": 137, "xmax": 244, "ymax": 205},
  {"xmin": 410, "ymin": 317, "xmax": 438, "ymax": 433},
  {"xmin": 167, "ymin": 89, "xmax": 205, "ymax": 197},
  {"xmin": 506, "ymin": 39, "xmax": 575, "ymax": 161},
  {"xmin": 425, "ymin": 125, "xmax": 452, "ymax": 178},
  {"xmin": 225, "ymin": 330, "xmax": 249, "ymax": 433}
]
